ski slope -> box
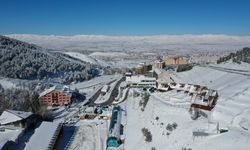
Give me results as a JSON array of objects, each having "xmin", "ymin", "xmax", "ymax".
[{"xmin": 64, "ymin": 52, "xmax": 99, "ymax": 64}]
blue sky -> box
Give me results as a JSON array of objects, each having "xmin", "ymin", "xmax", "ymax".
[{"xmin": 0, "ymin": 0, "xmax": 249, "ymax": 35}]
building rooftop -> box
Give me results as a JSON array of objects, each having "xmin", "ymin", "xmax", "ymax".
[
  {"xmin": 152, "ymin": 68, "xmax": 175, "ymax": 84},
  {"xmin": 0, "ymin": 128, "xmax": 23, "ymax": 149},
  {"xmin": 0, "ymin": 110, "xmax": 33, "ymax": 125},
  {"xmin": 24, "ymin": 122, "xmax": 61, "ymax": 150},
  {"xmin": 153, "ymin": 68, "xmax": 162, "ymax": 75},
  {"xmin": 157, "ymin": 74, "xmax": 174, "ymax": 84},
  {"xmin": 126, "ymin": 75, "xmax": 156, "ymax": 83},
  {"xmin": 39, "ymin": 85, "xmax": 72, "ymax": 98}
]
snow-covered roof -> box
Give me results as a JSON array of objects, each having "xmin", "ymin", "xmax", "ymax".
[
  {"xmin": 157, "ymin": 74, "xmax": 174, "ymax": 84},
  {"xmin": 101, "ymin": 85, "xmax": 110, "ymax": 92},
  {"xmin": 24, "ymin": 122, "xmax": 61, "ymax": 150},
  {"xmin": 0, "ymin": 128, "xmax": 23, "ymax": 149},
  {"xmin": 153, "ymin": 69, "xmax": 174, "ymax": 84},
  {"xmin": 39, "ymin": 86, "xmax": 56, "ymax": 97},
  {"xmin": 0, "ymin": 110, "xmax": 33, "ymax": 125},
  {"xmin": 125, "ymin": 72, "xmax": 132, "ymax": 76},
  {"xmin": 153, "ymin": 68, "xmax": 163, "ymax": 75},
  {"xmin": 39, "ymin": 85, "xmax": 72, "ymax": 98},
  {"xmin": 126, "ymin": 75, "xmax": 156, "ymax": 83}
]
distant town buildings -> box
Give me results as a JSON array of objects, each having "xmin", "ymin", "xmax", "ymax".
[
  {"xmin": 39, "ymin": 85, "xmax": 72, "ymax": 106},
  {"xmin": 165, "ymin": 56, "xmax": 188, "ymax": 65},
  {"xmin": 153, "ymin": 55, "xmax": 165, "ymax": 69},
  {"xmin": 152, "ymin": 55, "xmax": 189, "ymax": 72},
  {"xmin": 135, "ymin": 62, "xmax": 152, "ymax": 74}
]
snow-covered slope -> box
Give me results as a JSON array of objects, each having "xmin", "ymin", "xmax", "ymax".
[
  {"xmin": 124, "ymin": 63, "xmax": 250, "ymax": 150},
  {"xmin": 90, "ymin": 52, "xmax": 129, "ymax": 57},
  {"xmin": 0, "ymin": 35, "xmax": 96, "ymax": 82},
  {"xmin": 215, "ymin": 60, "xmax": 250, "ymax": 72},
  {"xmin": 172, "ymin": 64, "xmax": 250, "ymax": 128},
  {"xmin": 64, "ymin": 52, "xmax": 99, "ymax": 64}
]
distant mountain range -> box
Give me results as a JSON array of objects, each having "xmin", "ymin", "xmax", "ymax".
[
  {"xmin": 7, "ymin": 34, "xmax": 250, "ymax": 51},
  {"xmin": 0, "ymin": 35, "xmax": 99, "ymax": 83}
]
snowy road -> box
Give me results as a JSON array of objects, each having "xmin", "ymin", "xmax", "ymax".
[{"xmin": 93, "ymin": 76, "xmax": 125, "ymax": 106}]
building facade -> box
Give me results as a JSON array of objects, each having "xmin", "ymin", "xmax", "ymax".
[
  {"xmin": 0, "ymin": 110, "xmax": 34, "ymax": 128},
  {"xmin": 126, "ymin": 75, "xmax": 156, "ymax": 88},
  {"xmin": 39, "ymin": 85, "xmax": 72, "ymax": 106},
  {"xmin": 135, "ymin": 63, "xmax": 152, "ymax": 74},
  {"xmin": 153, "ymin": 55, "xmax": 165, "ymax": 69},
  {"xmin": 165, "ymin": 56, "xmax": 187, "ymax": 65}
]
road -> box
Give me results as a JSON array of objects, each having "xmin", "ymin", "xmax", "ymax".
[
  {"xmin": 88, "ymin": 78, "xmax": 119, "ymax": 106},
  {"xmin": 94, "ymin": 76, "xmax": 125, "ymax": 106},
  {"xmin": 200, "ymin": 65, "xmax": 250, "ymax": 77}
]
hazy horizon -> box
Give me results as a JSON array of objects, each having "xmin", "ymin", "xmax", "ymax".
[
  {"xmin": 7, "ymin": 33, "xmax": 250, "ymax": 52},
  {"xmin": 5, "ymin": 33, "xmax": 250, "ymax": 37}
]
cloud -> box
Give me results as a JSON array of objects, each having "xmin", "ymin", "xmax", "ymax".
[{"xmin": 6, "ymin": 34, "xmax": 250, "ymax": 51}]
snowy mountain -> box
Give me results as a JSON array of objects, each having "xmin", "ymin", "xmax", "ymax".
[{"xmin": 0, "ymin": 35, "xmax": 98, "ymax": 83}]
